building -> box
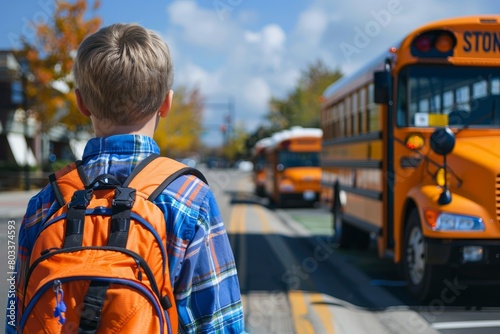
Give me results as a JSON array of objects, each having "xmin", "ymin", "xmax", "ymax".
[{"xmin": 0, "ymin": 50, "xmax": 88, "ymax": 180}]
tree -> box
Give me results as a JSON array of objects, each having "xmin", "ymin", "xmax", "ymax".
[
  {"xmin": 155, "ymin": 86, "xmax": 204, "ymax": 157},
  {"xmin": 223, "ymin": 125, "xmax": 249, "ymax": 162},
  {"xmin": 245, "ymin": 125, "xmax": 275, "ymax": 155},
  {"xmin": 17, "ymin": 0, "xmax": 101, "ymax": 133},
  {"xmin": 267, "ymin": 59, "xmax": 342, "ymax": 130}
]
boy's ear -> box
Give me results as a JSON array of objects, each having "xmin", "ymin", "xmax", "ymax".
[
  {"xmin": 75, "ymin": 89, "xmax": 91, "ymax": 118},
  {"xmin": 158, "ymin": 90, "xmax": 174, "ymax": 118}
]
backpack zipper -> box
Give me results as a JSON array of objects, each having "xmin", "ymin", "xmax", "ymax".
[
  {"xmin": 36, "ymin": 210, "xmax": 168, "ymax": 275},
  {"xmin": 23, "ymin": 246, "xmax": 161, "ymax": 311},
  {"xmin": 20, "ymin": 276, "xmax": 169, "ymax": 334}
]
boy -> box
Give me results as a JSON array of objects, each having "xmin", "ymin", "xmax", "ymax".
[{"xmin": 6, "ymin": 23, "xmax": 245, "ymax": 333}]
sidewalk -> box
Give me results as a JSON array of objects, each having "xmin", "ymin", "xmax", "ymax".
[{"xmin": 0, "ymin": 189, "xmax": 41, "ymax": 219}]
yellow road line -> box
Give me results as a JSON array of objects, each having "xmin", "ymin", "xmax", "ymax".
[
  {"xmin": 289, "ymin": 290, "xmax": 315, "ymax": 334},
  {"xmin": 254, "ymin": 205, "xmax": 271, "ymax": 234},
  {"xmin": 310, "ymin": 293, "xmax": 335, "ymax": 334},
  {"xmin": 228, "ymin": 204, "xmax": 246, "ymax": 234}
]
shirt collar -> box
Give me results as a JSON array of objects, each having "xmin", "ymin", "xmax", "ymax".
[{"xmin": 82, "ymin": 134, "xmax": 161, "ymax": 159}]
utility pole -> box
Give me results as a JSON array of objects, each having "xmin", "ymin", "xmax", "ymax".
[
  {"xmin": 20, "ymin": 58, "xmax": 30, "ymax": 191},
  {"xmin": 205, "ymin": 96, "xmax": 235, "ymax": 147}
]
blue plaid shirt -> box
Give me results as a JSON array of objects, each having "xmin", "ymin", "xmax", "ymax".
[{"xmin": 6, "ymin": 134, "xmax": 245, "ymax": 334}]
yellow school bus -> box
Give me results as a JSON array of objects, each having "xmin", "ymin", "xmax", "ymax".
[
  {"xmin": 251, "ymin": 137, "xmax": 271, "ymax": 197},
  {"xmin": 320, "ymin": 16, "xmax": 500, "ymax": 300},
  {"xmin": 264, "ymin": 127, "xmax": 322, "ymax": 207}
]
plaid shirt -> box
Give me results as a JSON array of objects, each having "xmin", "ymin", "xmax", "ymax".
[{"xmin": 6, "ymin": 134, "xmax": 245, "ymax": 334}]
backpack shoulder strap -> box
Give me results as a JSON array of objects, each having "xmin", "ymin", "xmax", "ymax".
[
  {"xmin": 48, "ymin": 160, "xmax": 90, "ymax": 206},
  {"xmin": 124, "ymin": 154, "xmax": 208, "ymax": 201}
]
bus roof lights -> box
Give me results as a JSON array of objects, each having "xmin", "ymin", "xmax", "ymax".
[
  {"xmin": 411, "ymin": 30, "xmax": 456, "ymax": 58},
  {"xmin": 414, "ymin": 35, "xmax": 432, "ymax": 52},
  {"xmin": 435, "ymin": 34, "xmax": 454, "ymax": 53},
  {"xmin": 281, "ymin": 140, "xmax": 291, "ymax": 150}
]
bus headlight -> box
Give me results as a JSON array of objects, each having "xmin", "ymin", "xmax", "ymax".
[
  {"xmin": 424, "ymin": 210, "xmax": 484, "ymax": 231},
  {"xmin": 279, "ymin": 179, "xmax": 295, "ymax": 192}
]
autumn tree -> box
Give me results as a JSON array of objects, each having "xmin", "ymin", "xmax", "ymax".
[
  {"xmin": 267, "ymin": 59, "xmax": 342, "ymax": 130},
  {"xmin": 154, "ymin": 86, "xmax": 204, "ymax": 157},
  {"xmin": 17, "ymin": 0, "xmax": 101, "ymax": 133}
]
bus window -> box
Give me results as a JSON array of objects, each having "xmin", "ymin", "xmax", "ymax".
[
  {"xmin": 339, "ymin": 102, "xmax": 345, "ymax": 136},
  {"xmin": 443, "ymin": 90, "xmax": 454, "ymax": 114},
  {"xmin": 432, "ymin": 95, "xmax": 441, "ymax": 113},
  {"xmin": 473, "ymin": 80, "xmax": 487, "ymax": 99},
  {"xmin": 352, "ymin": 92, "xmax": 359, "ymax": 135},
  {"xmin": 419, "ymin": 98, "xmax": 430, "ymax": 113},
  {"xmin": 397, "ymin": 66, "xmax": 500, "ymax": 128},
  {"xmin": 345, "ymin": 95, "xmax": 352, "ymax": 136},
  {"xmin": 455, "ymin": 86, "xmax": 470, "ymax": 111},
  {"xmin": 368, "ymin": 83, "xmax": 380, "ymax": 131},
  {"xmin": 277, "ymin": 151, "xmax": 319, "ymax": 168},
  {"xmin": 492, "ymin": 78, "xmax": 499, "ymax": 95},
  {"xmin": 360, "ymin": 87, "xmax": 368, "ymax": 133}
]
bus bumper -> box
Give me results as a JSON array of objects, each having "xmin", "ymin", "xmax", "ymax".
[{"xmin": 426, "ymin": 238, "xmax": 500, "ymax": 270}]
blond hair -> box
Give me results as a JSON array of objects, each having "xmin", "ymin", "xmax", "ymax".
[{"xmin": 73, "ymin": 23, "xmax": 174, "ymax": 125}]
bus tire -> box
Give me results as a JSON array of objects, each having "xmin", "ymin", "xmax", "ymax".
[{"xmin": 403, "ymin": 209, "xmax": 447, "ymax": 302}]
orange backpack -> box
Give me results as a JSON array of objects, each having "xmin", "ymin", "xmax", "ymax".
[{"xmin": 19, "ymin": 154, "xmax": 207, "ymax": 334}]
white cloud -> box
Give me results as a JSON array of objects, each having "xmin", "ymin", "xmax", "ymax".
[
  {"xmin": 243, "ymin": 77, "xmax": 271, "ymax": 111},
  {"xmin": 162, "ymin": 0, "xmax": 500, "ymax": 146},
  {"xmin": 165, "ymin": 1, "xmax": 290, "ymax": 143},
  {"xmin": 167, "ymin": 0, "xmax": 235, "ymax": 49},
  {"xmin": 296, "ymin": 8, "xmax": 329, "ymax": 45},
  {"xmin": 244, "ymin": 24, "xmax": 286, "ymax": 71},
  {"xmin": 312, "ymin": 0, "xmax": 500, "ymax": 75},
  {"xmin": 177, "ymin": 63, "xmax": 210, "ymax": 90}
]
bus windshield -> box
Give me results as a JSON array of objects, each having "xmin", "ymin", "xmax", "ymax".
[
  {"xmin": 277, "ymin": 151, "xmax": 319, "ymax": 169},
  {"xmin": 397, "ymin": 66, "xmax": 500, "ymax": 128}
]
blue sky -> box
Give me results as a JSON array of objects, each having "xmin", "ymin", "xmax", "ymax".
[{"xmin": 2, "ymin": 1, "xmax": 499, "ymax": 146}]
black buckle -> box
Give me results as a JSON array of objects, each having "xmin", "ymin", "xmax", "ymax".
[
  {"xmin": 68, "ymin": 189, "xmax": 93, "ymax": 209},
  {"xmin": 81, "ymin": 303, "xmax": 102, "ymax": 324},
  {"xmin": 113, "ymin": 187, "xmax": 136, "ymax": 208}
]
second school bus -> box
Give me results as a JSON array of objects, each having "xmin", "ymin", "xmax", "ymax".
[
  {"xmin": 251, "ymin": 137, "xmax": 272, "ymax": 197},
  {"xmin": 264, "ymin": 127, "xmax": 322, "ymax": 207},
  {"xmin": 320, "ymin": 16, "xmax": 500, "ymax": 300}
]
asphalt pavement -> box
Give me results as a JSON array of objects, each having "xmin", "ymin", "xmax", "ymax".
[{"xmin": 0, "ymin": 189, "xmax": 41, "ymax": 220}]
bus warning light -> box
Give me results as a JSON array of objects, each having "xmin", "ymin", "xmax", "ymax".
[
  {"xmin": 414, "ymin": 35, "xmax": 432, "ymax": 52},
  {"xmin": 411, "ymin": 30, "xmax": 456, "ymax": 57},
  {"xmin": 435, "ymin": 34, "xmax": 454, "ymax": 53},
  {"xmin": 405, "ymin": 133, "xmax": 424, "ymax": 150},
  {"xmin": 424, "ymin": 208, "xmax": 439, "ymax": 230}
]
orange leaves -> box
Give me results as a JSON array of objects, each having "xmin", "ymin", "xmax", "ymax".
[
  {"xmin": 154, "ymin": 86, "xmax": 204, "ymax": 156},
  {"xmin": 19, "ymin": 0, "xmax": 102, "ymax": 132}
]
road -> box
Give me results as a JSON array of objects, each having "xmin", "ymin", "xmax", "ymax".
[{"xmin": 1, "ymin": 169, "xmax": 500, "ymax": 333}]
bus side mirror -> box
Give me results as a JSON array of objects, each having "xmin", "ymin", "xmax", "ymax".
[
  {"xmin": 430, "ymin": 127, "xmax": 455, "ymax": 205},
  {"xmin": 374, "ymin": 71, "xmax": 389, "ymax": 104}
]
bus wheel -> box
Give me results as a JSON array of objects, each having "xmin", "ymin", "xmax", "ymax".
[{"xmin": 403, "ymin": 209, "xmax": 446, "ymax": 302}]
